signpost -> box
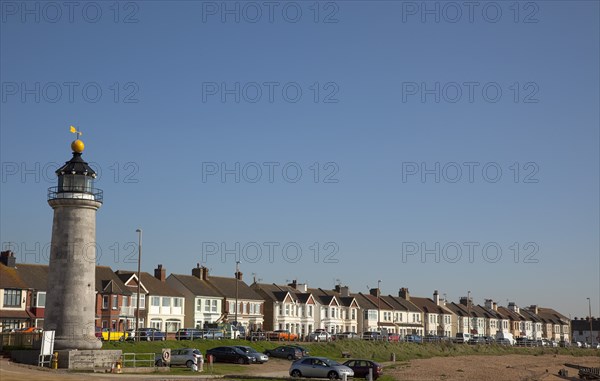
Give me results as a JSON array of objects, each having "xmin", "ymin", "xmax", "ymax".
[{"xmin": 38, "ymin": 330, "xmax": 55, "ymax": 367}]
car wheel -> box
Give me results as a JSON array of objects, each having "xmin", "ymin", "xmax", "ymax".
[
  {"xmin": 287, "ymin": 354, "xmax": 294, "ymax": 360},
  {"xmin": 291, "ymin": 369, "xmax": 302, "ymax": 378},
  {"xmin": 186, "ymin": 360, "xmax": 194, "ymax": 368},
  {"xmin": 327, "ymin": 371, "xmax": 339, "ymax": 380},
  {"xmin": 237, "ymin": 357, "xmax": 245, "ymax": 364},
  {"xmin": 119, "ymin": 336, "xmax": 125, "ymax": 342},
  {"xmin": 155, "ymin": 360, "xmax": 163, "ymax": 367}
]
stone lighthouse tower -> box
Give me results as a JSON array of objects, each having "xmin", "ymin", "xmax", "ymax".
[{"xmin": 45, "ymin": 131, "xmax": 102, "ymax": 350}]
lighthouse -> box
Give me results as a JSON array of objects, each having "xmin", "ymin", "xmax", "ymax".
[{"xmin": 45, "ymin": 131, "xmax": 103, "ymax": 350}]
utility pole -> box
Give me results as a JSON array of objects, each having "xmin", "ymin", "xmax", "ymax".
[
  {"xmin": 377, "ymin": 280, "xmax": 381, "ymax": 332},
  {"xmin": 587, "ymin": 297, "xmax": 593, "ymax": 346},
  {"xmin": 467, "ymin": 291, "xmax": 471, "ymax": 335},
  {"xmin": 135, "ymin": 228, "xmax": 142, "ymax": 341},
  {"xmin": 235, "ymin": 261, "xmax": 240, "ymax": 326}
]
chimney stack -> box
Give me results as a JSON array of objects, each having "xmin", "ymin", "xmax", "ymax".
[
  {"xmin": 288, "ymin": 280, "xmax": 298, "ymax": 289},
  {"xmin": 339, "ymin": 286, "xmax": 350, "ymax": 297},
  {"xmin": 154, "ymin": 264, "xmax": 166, "ymax": 282},
  {"xmin": 508, "ymin": 302, "xmax": 519, "ymax": 313},
  {"xmin": 529, "ymin": 305, "xmax": 538, "ymax": 314},
  {"xmin": 0, "ymin": 250, "xmax": 16, "ymax": 267},
  {"xmin": 433, "ymin": 290, "xmax": 440, "ymax": 306},
  {"xmin": 484, "ymin": 299, "xmax": 493, "ymax": 309},
  {"xmin": 370, "ymin": 288, "xmax": 380, "ymax": 297},
  {"xmin": 235, "ymin": 271, "xmax": 243, "ymax": 281},
  {"xmin": 192, "ymin": 263, "xmax": 209, "ymax": 280},
  {"xmin": 399, "ymin": 287, "xmax": 409, "ymax": 300}
]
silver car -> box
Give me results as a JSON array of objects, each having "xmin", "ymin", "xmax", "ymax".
[
  {"xmin": 289, "ymin": 356, "xmax": 354, "ymax": 379},
  {"xmin": 155, "ymin": 348, "xmax": 203, "ymax": 368},
  {"xmin": 235, "ymin": 345, "xmax": 269, "ymax": 363}
]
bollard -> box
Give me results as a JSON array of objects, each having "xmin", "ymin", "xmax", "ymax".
[
  {"xmin": 51, "ymin": 352, "xmax": 58, "ymax": 369},
  {"xmin": 342, "ymin": 373, "xmax": 347, "ymax": 381},
  {"xmin": 390, "ymin": 352, "xmax": 396, "ymax": 362},
  {"xmin": 367, "ymin": 368, "xmax": 373, "ymax": 381},
  {"xmin": 114, "ymin": 356, "xmax": 123, "ymax": 373}
]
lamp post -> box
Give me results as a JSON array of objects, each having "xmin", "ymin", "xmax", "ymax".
[
  {"xmin": 235, "ymin": 261, "xmax": 240, "ymax": 326},
  {"xmin": 135, "ymin": 228, "xmax": 142, "ymax": 341},
  {"xmin": 377, "ymin": 280, "xmax": 381, "ymax": 331},
  {"xmin": 587, "ymin": 297, "xmax": 593, "ymax": 346},
  {"xmin": 467, "ymin": 291, "xmax": 471, "ymax": 335}
]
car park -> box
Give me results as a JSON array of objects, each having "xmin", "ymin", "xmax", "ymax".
[
  {"xmin": 264, "ymin": 345, "xmax": 303, "ymax": 360},
  {"xmin": 137, "ymin": 327, "xmax": 166, "ymax": 341},
  {"xmin": 342, "ymin": 359, "xmax": 383, "ymax": 379},
  {"xmin": 206, "ymin": 346, "xmax": 256, "ymax": 364},
  {"xmin": 289, "ymin": 356, "xmax": 354, "ymax": 380},
  {"xmin": 176, "ymin": 328, "xmax": 203, "ymax": 340},
  {"xmin": 234, "ymin": 345, "xmax": 269, "ymax": 363},
  {"xmin": 155, "ymin": 348, "xmax": 202, "ymax": 368},
  {"xmin": 289, "ymin": 345, "xmax": 310, "ymax": 357}
]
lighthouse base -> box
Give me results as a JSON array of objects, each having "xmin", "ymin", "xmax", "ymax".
[{"xmin": 55, "ymin": 349, "xmax": 122, "ymax": 370}]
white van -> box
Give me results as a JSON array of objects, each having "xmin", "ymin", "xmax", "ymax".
[
  {"xmin": 455, "ymin": 333, "xmax": 471, "ymax": 343},
  {"xmin": 495, "ymin": 332, "xmax": 515, "ymax": 345}
]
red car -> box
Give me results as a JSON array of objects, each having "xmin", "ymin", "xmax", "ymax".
[
  {"xmin": 342, "ymin": 359, "xmax": 383, "ymax": 379},
  {"xmin": 386, "ymin": 333, "xmax": 400, "ymax": 342}
]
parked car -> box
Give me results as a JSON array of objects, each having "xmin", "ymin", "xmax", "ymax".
[
  {"xmin": 202, "ymin": 329, "xmax": 224, "ymax": 340},
  {"xmin": 469, "ymin": 336, "xmax": 487, "ymax": 345},
  {"xmin": 17, "ymin": 327, "xmax": 42, "ymax": 333},
  {"xmin": 422, "ymin": 335, "xmax": 442, "ymax": 343},
  {"xmin": 495, "ymin": 338, "xmax": 512, "ymax": 346},
  {"xmin": 571, "ymin": 341, "xmax": 582, "ymax": 348},
  {"xmin": 206, "ymin": 346, "xmax": 255, "ymax": 364},
  {"xmin": 264, "ymin": 345, "xmax": 303, "ymax": 360},
  {"xmin": 155, "ymin": 348, "xmax": 202, "ymax": 368},
  {"xmin": 234, "ymin": 345, "xmax": 269, "ymax": 364},
  {"xmin": 289, "ymin": 356, "xmax": 354, "ymax": 379},
  {"xmin": 100, "ymin": 328, "xmax": 128, "ymax": 341},
  {"xmin": 405, "ymin": 334, "xmax": 422, "ymax": 343},
  {"xmin": 125, "ymin": 329, "xmax": 136, "ymax": 341},
  {"xmin": 454, "ymin": 333, "xmax": 471, "ymax": 343},
  {"xmin": 308, "ymin": 329, "xmax": 331, "ymax": 342},
  {"xmin": 269, "ymin": 329, "xmax": 299, "ymax": 341},
  {"xmin": 289, "ymin": 345, "xmax": 310, "ymax": 357},
  {"xmin": 342, "ymin": 359, "xmax": 383, "ymax": 379},
  {"xmin": 95, "ymin": 326, "xmax": 102, "ymax": 339},
  {"xmin": 176, "ymin": 328, "xmax": 203, "ymax": 340},
  {"xmin": 333, "ymin": 332, "xmax": 360, "ymax": 340},
  {"xmin": 137, "ymin": 327, "xmax": 166, "ymax": 341},
  {"xmin": 386, "ymin": 333, "xmax": 400, "ymax": 342},
  {"xmin": 362, "ymin": 331, "xmax": 383, "ymax": 341}
]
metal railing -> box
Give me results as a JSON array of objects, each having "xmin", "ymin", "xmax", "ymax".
[
  {"xmin": 48, "ymin": 186, "xmax": 103, "ymax": 203},
  {"xmin": 122, "ymin": 352, "xmax": 156, "ymax": 368},
  {"xmin": 0, "ymin": 332, "xmax": 43, "ymax": 350}
]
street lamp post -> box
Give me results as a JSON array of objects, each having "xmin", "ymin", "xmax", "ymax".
[
  {"xmin": 377, "ymin": 280, "xmax": 381, "ymax": 332},
  {"xmin": 235, "ymin": 261, "xmax": 240, "ymax": 326},
  {"xmin": 587, "ymin": 297, "xmax": 593, "ymax": 346},
  {"xmin": 467, "ymin": 291, "xmax": 471, "ymax": 335},
  {"xmin": 135, "ymin": 228, "xmax": 142, "ymax": 341}
]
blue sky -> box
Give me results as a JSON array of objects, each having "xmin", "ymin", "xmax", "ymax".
[{"xmin": 1, "ymin": 1, "xmax": 598, "ymax": 319}]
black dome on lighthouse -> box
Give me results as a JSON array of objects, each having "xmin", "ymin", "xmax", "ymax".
[{"xmin": 55, "ymin": 152, "xmax": 97, "ymax": 178}]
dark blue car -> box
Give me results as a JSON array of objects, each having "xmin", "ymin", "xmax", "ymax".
[{"xmin": 137, "ymin": 327, "xmax": 166, "ymax": 341}]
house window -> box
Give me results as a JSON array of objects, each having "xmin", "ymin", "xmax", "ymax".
[
  {"xmin": 243, "ymin": 303, "xmax": 248, "ymax": 314},
  {"xmin": 132, "ymin": 294, "xmax": 145, "ymax": 309},
  {"xmin": 122, "ymin": 296, "xmax": 128, "ymax": 307},
  {"xmin": 102, "ymin": 295, "xmax": 109, "ymax": 309},
  {"xmin": 308, "ymin": 305, "xmax": 313, "ymax": 317},
  {"xmin": 151, "ymin": 296, "xmax": 160, "ymax": 307},
  {"xmin": 173, "ymin": 298, "xmax": 181, "ymax": 308},
  {"xmin": 150, "ymin": 319, "xmax": 162, "ymax": 330},
  {"xmin": 285, "ymin": 304, "xmax": 290, "ymax": 316},
  {"xmin": 197, "ymin": 299, "xmax": 202, "ymax": 312},
  {"xmin": 162, "ymin": 297, "xmax": 170, "ymax": 307},
  {"xmin": 33, "ymin": 292, "xmax": 46, "ymax": 308},
  {"xmin": 112, "ymin": 295, "xmax": 118, "ymax": 309},
  {"xmin": 352, "ymin": 309, "xmax": 356, "ymax": 320},
  {"xmin": 229, "ymin": 301, "xmax": 235, "ymax": 313},
  {"xmin": 211, "ymin": 300, "xmax": 217, "ymax": 312},
  {"xmin": 3, "ymin": 289, "xmax": 21, "ymax": 307}
]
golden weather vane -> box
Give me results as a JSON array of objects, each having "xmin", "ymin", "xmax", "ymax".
[{"xmin": 69, "ymin": 125, "xmax": 85, "ymax": 153}]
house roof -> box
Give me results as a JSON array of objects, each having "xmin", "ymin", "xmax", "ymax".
[
  {"xmin": 410, "ymin": 297, "xmax": 452, "ymax": 315},
  {"xmin": 115, "ymin": 270, "xmax": 182, "ymax": 297},
  {"xmin": 351, "ymin": 293, "xmax": 377, "ymax": 309},
  {"xmin": 0, "ymin": 263, "xmax": 48, "ymax": 291},
  {"xmin": 0, "ymin": 263, "xmax": 33, "ymax": 289},
  {"xmin": 252, "ymin": 283, "xmax": 298, "ymax": 302},
  {"xmin": 519, "ymin": 308, "xmax": 543, "ymax": 323},
  {"xmin": 537, "ymin": 307, "xmax": 570, "ymax": 325},
  {"xmin": 206, "ymin": 275, "xmax": 262, "ymax": 300},
  {"xmin": 97, "ymin": 266, "xmax": 131, "ymax": 294},
  {"xmin": 497, "ymin": 306, "xmax": 526, "ymax": 321},
  {"xmin": 380, "ymin": 295, "xmax": 422, "ymax": 313},
  {"xmin": 168, "ymin": 274, "xmax": 222, "ymax": 298}
]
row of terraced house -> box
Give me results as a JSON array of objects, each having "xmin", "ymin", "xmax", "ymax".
[{"xmin": 0, "ymin": 251, "xmax": 572, "ymax": 341}]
